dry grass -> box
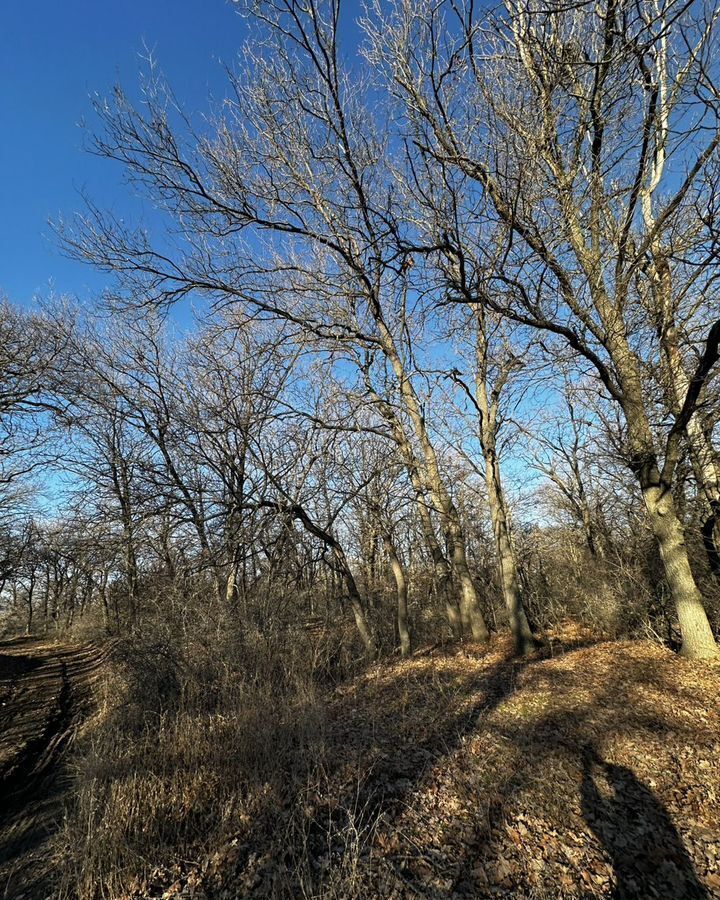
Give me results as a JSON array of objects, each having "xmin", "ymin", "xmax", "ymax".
[
  {"xmin": 52, "ymin": 622, "xmax": 720, "ymax": 899},
  {"xmin": 53, "ymin": 621, "xmax": 329, "ymax": 900},
  {"xmin": 191, "ymin": 626, "xmax": 719, "ymax": 899},
  {"xmin": 299, "ymin": 628, "xmax": 720, "ymax": 899}
]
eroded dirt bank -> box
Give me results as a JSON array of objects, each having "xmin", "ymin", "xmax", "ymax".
[{"xmin": 0, "ymin": 639, "xmax": 105, "ymax": 899}]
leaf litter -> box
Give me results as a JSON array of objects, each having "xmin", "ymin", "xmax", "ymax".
[{"xmin": 130, "ymin": 625, "xmax": 720, "ymax": 899}]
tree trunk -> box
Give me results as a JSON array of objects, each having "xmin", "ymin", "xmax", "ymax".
[
  {"xmin": 364, "ymin": 523, "xmax": 380, "ymax": 607},
  {"xmin": 124, "ymin": 535, "xmax": 138, "ymax": 624},
  {"xmin": 447, "ymin": 525, "xmax": 489, "ymax": 641},
  {"xmin": 663, "ymin": 330, "xmax": 720, "ymax": 576},
  {"xmin": 25, "ymin": 572, "xmax": 35, "ymax": 635},
  {"xmin": 642, "ymin": 480, "xmax": 718, "ymax": 658},
  {"xmin": 100, "ymin": 569, "xmax": 111, "ymax": 634},
  {"xmin": 374, "ymin": 330, "xmax": 489, "ymax": 642},
  {"xmin": 285, "ymin": 500, "xmax": 377, "ymax": 658},
  {"xmin": 647, "ymin": 238, "xmax": 720, "ymax": 577},
  {"xmin": 580, "ymin": 499, "xmax": 604, "ymax": 560},
  {"xmin": 226, "ymin": 551, "xmax": 240, "ymax": 608},
  {"xmin": 42, "ymin": 569, "xmax": 50, "ymax": 634},
  {"xmin": 407, "ymin": 462, "xmax": 463, "ymax": 637},
  {"xmin": 339, "ymin": 552, "xmax": 376, "ymax": 658},
  {"xmin": 414, "ymin": 452, "xmax": 488, "ymax": 640},
  {"xmin": 613, "ymin": 334, "xmax": 718, "ymax": 659},
  {"xmin": 485, "ymin": 451, "xmax": 538, "ymax": 654},
  {"xmin": 384, "ymin": 535, "xmax": 411, "ymax": 656},
  {"xmin": 681, "ymin": 408, "xmax": 720, "ymax": 576},
  {"xmin": 474, "ymin": 310, "xmax": 535, "ymax": 653},
  {"xmin": 701, "ymin": 504, "xmax": 720, "ymax": 576}
]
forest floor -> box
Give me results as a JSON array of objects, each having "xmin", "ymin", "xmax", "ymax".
[
  {"xmin": 145, "ymin": 625, "xmax": 720, "ymax": 900},
  {"xmin": 0, "ymin": 638, "xmax": 106, "ymax": 899},
  {"xmin": 2, "ymin": 628, "xmax": 720, "ymax": 899}
]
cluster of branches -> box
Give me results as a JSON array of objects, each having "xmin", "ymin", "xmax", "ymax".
[{"xmin": 0, "ymin": 306, "xmax": 661, "ymax": 649}]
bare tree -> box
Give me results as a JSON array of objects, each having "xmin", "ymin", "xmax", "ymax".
[
  {"xmin": 529, "ymin": 381, "xmax": 613, "ymax": 561},
  {"xmin": 0, "ymin": 300, "xmax": 65, "ymax": 506},
  {"xmin": 369, "ymin": 0, "xmax": 720, "ymax": 657},
  {"xmin": 58, "ymin": 0, "xmax": 490, "ymax": 641}
]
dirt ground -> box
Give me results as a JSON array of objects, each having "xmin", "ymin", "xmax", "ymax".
[{"xmin": 0, "ymin": 639, "xmax": 105, "ymax": 899}]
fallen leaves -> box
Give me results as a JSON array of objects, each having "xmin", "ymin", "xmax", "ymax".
[{"xmin": 129, "ymin": 627, "xmax": 720, "ymax": 898}]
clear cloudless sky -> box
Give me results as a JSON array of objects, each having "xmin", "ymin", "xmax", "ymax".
[{"xmin": 0, "ymin": 1, "xmax": 256, "ymax": 307}]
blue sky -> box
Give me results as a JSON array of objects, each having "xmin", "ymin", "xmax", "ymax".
[{"xmin": 0, "ymin": 1, "xmax": 252, "ymax": 307}]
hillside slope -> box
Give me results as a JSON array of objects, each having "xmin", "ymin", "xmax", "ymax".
[{"xmin": 150, "ymin": 628, "xmax": 720, "ymax": 899}]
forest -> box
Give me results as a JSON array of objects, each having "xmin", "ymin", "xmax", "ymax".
[{"xmin": 1, "ymin": 1, "xmax": 719, "ymax": 898}]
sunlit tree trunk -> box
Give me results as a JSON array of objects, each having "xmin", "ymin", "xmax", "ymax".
[
  {"xmin": 620, "ymin": 360, "xmax": 718, "ymax": 659},
  {"xmin": 383, "ymin": 535, "xmax": 411, "ymax": 656},
  {"xmin": 662, "ymin": 328, "xmax": 720, "ymax": 575},
  {"xmin": 375, "ymin": 0, "xmax": 720, "ymax": 659},
  {"xmin": 474, "ymin": 314, "xmax": 538, "ymax": 654},
  {"xmin": 398, "ymin": 425, "xmax": 463, "ymax": 636},
  {"xmin": 364, "ymin": 359, "xmax": 488, "ymax": 641}
]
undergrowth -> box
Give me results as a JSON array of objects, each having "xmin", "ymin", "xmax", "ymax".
[{"xmin": 55, "ymin": 608, "xmax": 333, "ymax": 899}]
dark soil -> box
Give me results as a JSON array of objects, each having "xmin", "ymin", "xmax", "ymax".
[{"xmin": 0, "ymin": 640, "xmax": 105, "ymax": 899}]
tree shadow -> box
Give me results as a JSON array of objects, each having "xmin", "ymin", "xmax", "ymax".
[
  {"xmin": 0, "ymin": 653, "xmax": 42, "ymax": 678},
  {"xmin": 293, "ymin": 635, "xmax": 715, "ymax": 899},
  {"xmin": 86, "ymin": 630, "xmax": 714, "ymax": 899},
  {"xmin": 441, "ymin": 643, "xmax": 717, "ymax": 898},
  {"xmin": 580, "ymin": 746, "xmax": 708, "ymax": 899},
  {"xmin": 285, "ymin": 634, "xmax": 607, "ymax": 894}
]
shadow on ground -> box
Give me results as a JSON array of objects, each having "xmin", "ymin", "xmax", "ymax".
[
  {"xmin": 580, "ymin": 747, "xmax": 707, "ymax": 899},
  {"xmin": 269, "ymin": 631, "xmax": 718, "ymax": 899},
  {"xmin": 88, "ymin": 628, "xmax": 718, "ymax": 899}
]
